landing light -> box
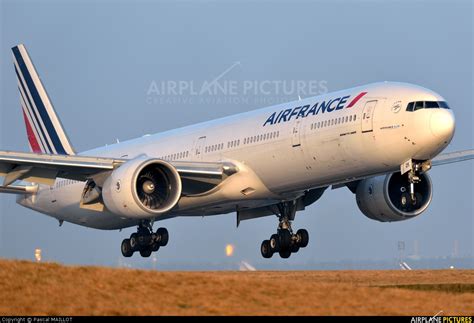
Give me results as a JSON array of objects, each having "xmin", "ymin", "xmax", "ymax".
[
  {"xmin": 34, "ymin": 248, "xmax": 42, "ymax": 262},
  {"xmin": 225, "ymin": 244, "xmax": 234, "ymax": 257}
]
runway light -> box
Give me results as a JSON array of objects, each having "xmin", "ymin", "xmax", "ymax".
[
  {"xmin": 34, "ymin": 248, "xmax": 42, "ymax": 262},
  {"xmin": 225, "ymin": 244, "xmax": 234, "ymax": 257}
]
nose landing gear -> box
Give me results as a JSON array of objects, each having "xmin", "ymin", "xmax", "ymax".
[{"xmin": 401, "ymin": 159, "xmax": 431, "ymax": 210}]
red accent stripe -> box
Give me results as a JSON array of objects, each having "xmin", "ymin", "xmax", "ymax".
[
  {"xmin": 22, "ymin": 110, "xmax": 42, "ymax": 153},
  {"xmin": 346, "ymin": 91, "xmax": 367, "ymax": 108}
]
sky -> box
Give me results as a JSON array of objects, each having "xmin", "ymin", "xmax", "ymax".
[{"xmin": 0, "ymin": 0, "xmax": 473, "ymax": 269}]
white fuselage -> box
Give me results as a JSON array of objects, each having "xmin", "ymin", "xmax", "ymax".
[{"xmin": 17, "ymin": 82, "xmax": 455, "ymax": 229}]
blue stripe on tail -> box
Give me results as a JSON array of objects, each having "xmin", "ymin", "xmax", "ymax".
[{"xmin": 12, "ymin": 46, "xmax": 67, "ymax": 155}]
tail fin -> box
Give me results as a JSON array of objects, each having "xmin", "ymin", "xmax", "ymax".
[{"xmin": 12, "ymin": 44, "xmax": 75, "ymax": 155}]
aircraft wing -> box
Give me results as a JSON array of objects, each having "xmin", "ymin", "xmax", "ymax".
[
  {"xmin": 431, "ymin": 149, "xmax": 474, "ymax": 166},
  {"xmin": 0, "ymin": 150, "xmax": 236, "ymax": 193}
]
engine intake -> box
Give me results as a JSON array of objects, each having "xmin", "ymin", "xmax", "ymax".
[
  {"xmin": 355, "ymin": 172, "xmax": 432, "ymax": 222},
  {"xmin": 102, "ymin": 156, "xmax": 182, "ymax": 219}
]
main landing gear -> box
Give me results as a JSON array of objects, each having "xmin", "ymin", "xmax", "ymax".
[
  {"xmin": 260, "ymin": 201, "xmax": 309, "ymax": 259},
  {"xmin": 121, "ymin": 221, "xmax": 169, "ymax": 257}
]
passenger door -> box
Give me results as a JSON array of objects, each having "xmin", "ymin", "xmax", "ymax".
[
  {"xmin": 193, "ymin": 136, "xmax": 206, "ymax": 160},
  {"xmin": 361, "ymin": 100, "xmax": 377, "ymax": 133},
  {"xmin": 291, "ymin": 120, "xmax": 302, "ymax": 147}
]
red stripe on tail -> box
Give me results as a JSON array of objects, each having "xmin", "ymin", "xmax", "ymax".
[
  {"xmin": 22, "ymin": 110, "xmax": 42, "ymax": 153},
  {"xmin": 347, "ymin": 91, "xmax": 367, "ymax": 108}
]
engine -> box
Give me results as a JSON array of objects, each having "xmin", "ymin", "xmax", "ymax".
[
  {"xmin": 355, "ymin": 172, "xmax": 432, "ymax": 222},
  {"xmin": 102, "ymin": 156, "xmax": 182, "ymax": 219}
]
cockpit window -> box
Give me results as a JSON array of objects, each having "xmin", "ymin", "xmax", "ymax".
[
  {"xmin": 406, "ymin": 100, "xmax": 450, "ymax": 111},
  {"xmin": 414, "ymin": 101, "xmax": 424, "ymax": 111},
  {"xmin": 438, "ymin": 101, "xmax": 450, "ymax": 109},
  {"xmin": 425, "ymin": 101, "xmax": 439, "ymax": 109}
]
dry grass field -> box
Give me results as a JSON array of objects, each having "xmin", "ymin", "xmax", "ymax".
[{"xmin": 0, "ymin": 259, "xmax": 473, "ymax": 316}]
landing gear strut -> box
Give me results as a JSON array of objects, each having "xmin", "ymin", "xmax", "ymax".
[
  {"xmin": 261, "ymin": 201, "xmax": 309, "ymax": 259},
  {"xmin": 121, "ymin": 221, "xmax": 169, "ymax": 258}
]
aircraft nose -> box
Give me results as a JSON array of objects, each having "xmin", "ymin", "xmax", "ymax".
[{"xmin": 430, "ymin": 109, "xmax": 455, "ymax": 141}]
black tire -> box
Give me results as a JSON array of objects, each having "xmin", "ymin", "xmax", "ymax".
[
  {"xmin": 261, "ymin": 240, "xmax": 273, "ymax": 258},
  {"xmin": 121, "ymin": 239, "xmax": 133, "ymax": 257},
  {"xmin": 400, "ymin": 192, "xmax": 422, "ymax": 211},
  {"xmin": 279, "ymin": 249, "xmax": 291, "ymax": 259},
  {"xmin": 138, "ymin": 231, "xmax": 152, "ymax": 247},
  {"xmin": 130, "ymin": 233, "xmax": 139, "ymax": 251},
  {"xmin": 291, "ymin": 243, "xmax": 300, "ymax": 253},
  {"xmin": 140, "ymin": 248, "xmax": 152, "ymax": 257},
  {"xmin": 278, "ymin": 230, "xmax": 291, "ymax": 249},
  {"xmin": 400, "ymin": 192, "xmax": 409, "ymax": 208},
  {"xmin": 269, "ymin": 234, "xmax": 280, "ymax": 252},
  {"xmin": 297, "ymin": 229, "xmax": 309, "ymax": 248},
  {"xmin": 151, "ymin": 242, "xmax": 160, "ymax": 252},
  {"xmin": 156, "ymin": 227, "xmax": 169, "ymax": 247}
]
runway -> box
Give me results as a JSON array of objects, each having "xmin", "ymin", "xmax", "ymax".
[{"xmin": 1, "ymin": 259, "xmax": 473, "ymax": 315}]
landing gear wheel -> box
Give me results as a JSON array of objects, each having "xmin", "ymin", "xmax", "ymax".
[
  {"xmin": 296, "ymin": 229, "xmax": 309, "ymax": 248},
  {"xmin": 279, "ymin": 230, "xmax": 291, "ymax": 250},
  {"xmin": 137, "ymin": 230, "xmax": 152, "ymax": 247},
  {"xmin": 291, "ymin": 244, "xmax": 300, "ymax": 253},
  {"xmin": 279, "ymin": 249, "xmax": 291, "ymax": 259},
  {"xmin": 121, "ymin": 239, "xmax": 133, "ymax": 257},
  {"xmin": 261, "ymin": 240, "xmax": 273, "ymax": 258},
  {"xmin": 401, "ymin": 192, "xmax": 409, "ymax": 207},
  {"xmin": 269, "ymin": 234, "xmax": 280, "ymax": 252},
  {"xmin": 130, "ymin": 233, "xmax": 139, "ymax": 251},
  {"xmin": 156, "ymin": 227, "xmax": 169, "ymax": 247},
  {"xmin": 410, "ymin": 192, "xmax": 422, "ymax": 208},
  {"xmin": 400, "ymin": 192, "xmax": 422, "ymax": 211},
  {"xmin": 151, "ymin": 242, "xmax": 160, "ymax": 252},
  {"xmin": 139, "ymin": 248, "xmax": 152, "ymax": 257}
]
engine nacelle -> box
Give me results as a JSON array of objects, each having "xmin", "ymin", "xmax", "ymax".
[
  {"xmin": 102, "ymin": 155, "xmax": 182, "ymax": 219},
  {"xmin": 355, "ymin": 172, "xmax": 433, "ymax": 222}
]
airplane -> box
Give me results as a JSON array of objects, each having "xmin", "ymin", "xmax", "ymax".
[{"xmin": 1, "ymin": 44, "xmax": 472, "ymax": 259}]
